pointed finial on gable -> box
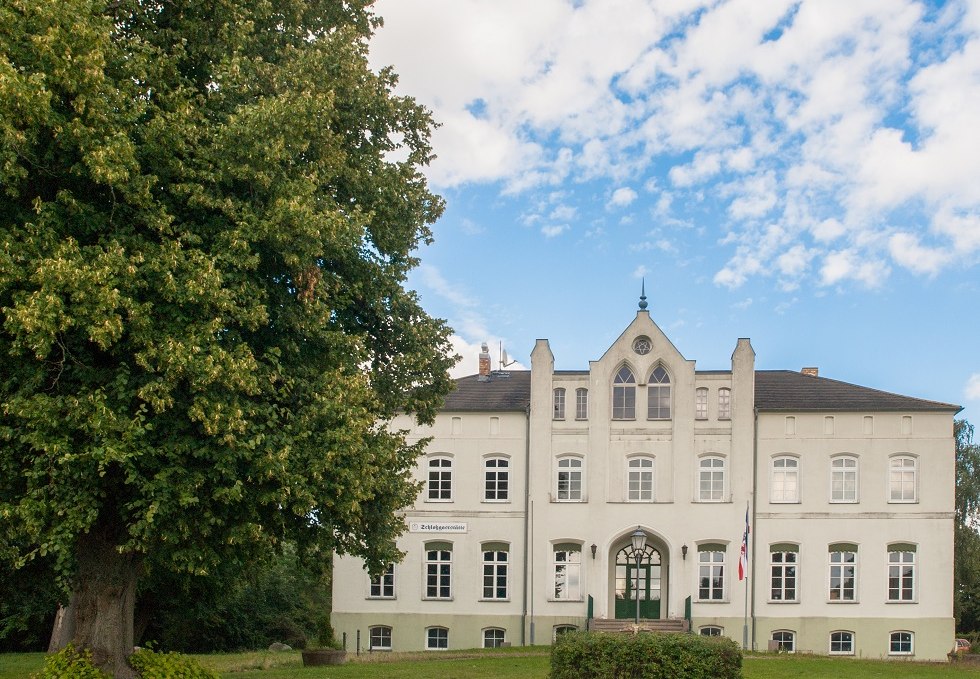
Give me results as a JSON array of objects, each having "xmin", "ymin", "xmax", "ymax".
[{"xmin": 638, "ymin": 279, "xmax": 648, "ymax": 310}]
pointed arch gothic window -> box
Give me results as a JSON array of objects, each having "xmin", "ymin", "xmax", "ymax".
[
  {"xmin": 647, "ymin": 366, "xmax": 671, "ymax": 420},
  {"xmin": 612, "ymin": 366, "xmax": 636, "ymax": 420}
]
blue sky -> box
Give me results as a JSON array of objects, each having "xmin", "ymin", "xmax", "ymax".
[{"xmin": 368, "ymin": 0, "xmax": 980, "ymax": 426}]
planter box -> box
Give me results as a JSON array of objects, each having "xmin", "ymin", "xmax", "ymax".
[{"xmin": 301, "ymin": 649, "xmax": 347, "ymax": 666}]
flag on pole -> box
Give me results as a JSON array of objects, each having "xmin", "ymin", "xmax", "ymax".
[{"xmin": 738, "ymin": 505, "xmax": 749, "ymax": 581}]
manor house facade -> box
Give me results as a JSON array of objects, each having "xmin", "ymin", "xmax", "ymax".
[{"xmin": 332, "ymin": 296, "xmax": 960, "ymax": 660}]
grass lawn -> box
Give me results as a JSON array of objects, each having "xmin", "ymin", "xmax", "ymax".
[{"xmin": 4, "ymin": 648, "xmax": 980, "ymax": 678}]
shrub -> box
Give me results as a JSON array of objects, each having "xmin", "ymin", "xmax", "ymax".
[
  {"xmin": 31, "ymin": 644, "xmax": 110, "ymax": 679},
  {"xmin": 550, "ymin": 631, "xmax": 742, "ymax": 679},
  {"xmin": 129, "ymin": 648, "xmax": 220, "ymax": 679}
]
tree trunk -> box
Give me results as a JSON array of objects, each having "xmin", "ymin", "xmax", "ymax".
[
  {"xmin": 67, "ymin": 523, "xmax": 142, "ymax": 679},
  {"xmin": 47, "ymin": 599, "xmax": 76, "ymax": 653}
]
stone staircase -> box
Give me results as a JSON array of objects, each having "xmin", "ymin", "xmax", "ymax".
[{"xmin": 588, "ymin": 618, "xmax": 690, "ymax": 634}]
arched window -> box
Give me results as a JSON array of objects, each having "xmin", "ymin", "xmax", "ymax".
[
  {"xmin": 627, "ymin": 456, "xmax": 654, "ymax": 502},
  {"xmin": 427, "ymin": 456, "xmax": 452, "ymax": 501},
  {"xmin": 552, "ymin": 544, "xmax": 582, "ymax": 600},
  {"xmin": 424, "ymin": 542, "xmax": 452, "ymax": 600},
  {"xmin": 425, "ymin": 627, "xmax": 448, "ymax": 650},
  {"xmin": 482, "ymin": 628, "xmax": 506, "ymax": 648},
  {"xmin": 887, "ymin": 543, "xmax": 916, "ymax": 602},
  {"xmin": 484, "ymin": 456, "xmax": 509, "ymax": 502},
  {"xmin": 553, "ymin": 388, "xmax": 566, "ymax": 420},
  {"xmin": 554, "ymin": 625, "xmax": 578, "ymax": 640},
  {"xmin": 831, "ymin": 456, "xmax": 858, "ymax": 503},
  {"xmin": 482, "ymin": 542, "xmax": 509, "ymax": 600},
  {"xmin": 697, "ymin": 544, "xmax": 726, "ymax": 601},
  {"xmin": 770, "ymin": 456, "xmax": 799, "ymax": 503},
  {"xmin": 889, "ymin": 456, "xmax": 917, "ymax": 502},
  {"xmin": 612, "ymin": 366, "xmax": 636, "ymax": 420},
  {"xmin": 699, "ymin": 626, "xmax": 723, "ymax": 636},
  {"xmin": 828, "ymin": 544, "xmax": 857, "ymax": 602},
  {"xmin": 647, "ymin": 366, "xmax": 671, "ymax": 420},
  {"xmin": 369, "ymin": 625, "xmax": 392, "ymax": 651},
  {"xmin": 769, "ymin": 544, "xmax": 798, "ymax": 602},
  {"xmin": 772, "ymin": 630, "xmax": 795, "ymax": 652},
  {"xmin": 830, "ymin": 631, "xmax": 854, "ymax": 655},
  {"xmin": 889, "ymin": 631, "xmax": 913, "ymax": 655}
]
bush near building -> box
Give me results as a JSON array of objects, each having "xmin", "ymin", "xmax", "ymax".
[{"xmin": 550, "ymin": 631, "xmax": 742, "ymax": 679}]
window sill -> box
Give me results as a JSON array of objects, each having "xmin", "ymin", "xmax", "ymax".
[
  {"xmin": 553, "ymin": 499, "xmax": 587, "ymax": 503},
  {"xmin": 479, "ymin": 598, "xmax": 511, "ymax": 603},
  {"xmin": 829, "ymin": 499, "xmax": 859, "ymax": 504},
  {"xmin": 887, "ymin": 500, "xmax": 919, "ymax": 504},
  {"xmin": 886, "ymin": 599, "xmax": 917, "ymax": 604},
  {"xmin": 767, "ymin": 599, "xmax": 799, "ymax": 604},
  {"xmin": 366, "ymin": 596, "xmax": 397, "ymax": 601},
  {"xmin": 826, "ymin": 599, "xmax": 859, "ymax": 604},
  {"xmin": 695, "ymin": 599, "xmax": 729, "ymax": 604},
  {"xmin": 422, "ymin": 597, "xmax": 454, "ymax": 602},
  {"xmin": 482, "ymin": 499, "xmax": 511, "ymax": 504},
  {"xmin": 425, "ymin": 499, "xmax": 454, "ymax": 504},
  {"xmin": 547, "ymin": 598, "xmax": 585, "ymax": 603}
]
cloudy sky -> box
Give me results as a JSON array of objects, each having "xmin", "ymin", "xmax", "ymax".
[{"xmin": 369, "ymin": 0, "xmax": 980, "ymax": 425}]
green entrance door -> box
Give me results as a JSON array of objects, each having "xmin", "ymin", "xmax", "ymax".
[{"xmin": 614, "ymin": 544, "xmax": 661, "ymax": 619}]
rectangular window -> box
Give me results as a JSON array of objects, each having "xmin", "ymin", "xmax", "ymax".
[
  {"xmin": 698, "ymin": 457, "xmax": 725, "ymax": 502},
  {"xmin": 484, "ymin": 457, "xmax": 509, "ymax": 501},
  {"xmin": 831, "ymin": 457, "xmax": 858, "ymax": 502},
  {"xmin": 698, "ymin": 550, "xmax": 725, "ymax": 601},
  {"xmin": 718, "ymin": 388, "xmax": 731, "ymax": 419},
  {"xmin": 627, "ymin": 457, "xmax": 654, "ymax": 502},
  {"xmin": 553, "ymin": 388, "xmax": 565, "ymax": 420},
  {"xmin": 556, "ymin": 457, "xmax": 583, "ymax": 501},
  {"xmin": 369, "ymin": 564, "xmax": 395, "ymax": 598},
  {"xmin": 770, "ymin": 457, "xmax": 799, "ymax": 503},
  {"xmin": 829, "ymin": 550, "xmax": 857, "ymax": 601},
  {"xmin": 888, "ymin": 551, "xmax": 915, "ymax": 601},
  {"xmin": 889, "ymin": 457, "xmax": 917, "ymax": 502},
  {"xmin": 553, "ymin": 547, "xmax": 582, "ymax": 600},
  {"xmin": 427, "ymin": 457, "xmax": 452, "ymax": 501},
  {"xmin": 612, "ymin": 385, "xmax": 635, "ymax": 419},
  {"xmin": 483, "ymin": 550, "xmax": 508, "ymax": 600},
  {"xmin": 369, "ymin": 626, "xmax": 392, "ymax": 651},
  {"xmin": 695, "ymin": 388, "xmax": 708, "ymax": 420},
  {"xmin": 770, "ymin": 551, "xmax": 797, "ymax": 601},
  {"xmin": 425, "ymin": 548, "xmax": 452, "ymax": 599},
  {"xmin": 575, "ymin": 388, "xmax": 588, "ymax": 420}
]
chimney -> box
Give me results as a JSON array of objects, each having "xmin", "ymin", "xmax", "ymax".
[
  {"xmin": 801, "ymin": 367, "xmax": 819, "ymax": 378},
  {"xmin": 478, "ymin": 342, "xmax": 492, "ymax": 381}
]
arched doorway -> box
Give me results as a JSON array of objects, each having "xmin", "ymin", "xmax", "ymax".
[{"xmin": 614, "ymin": 543, "xmax": 662, "ymax": 619}]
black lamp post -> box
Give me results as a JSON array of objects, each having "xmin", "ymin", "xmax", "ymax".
[{"xmin": 630, "ymin": 526, "xmax": 647, "ymax": 624}]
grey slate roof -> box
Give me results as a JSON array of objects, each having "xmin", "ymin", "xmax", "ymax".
[
  {"xmin": 441, "ymin": 370, "xmax": 960, "ymax": 413},
  {"xmin": 754, "ymin": 370, "xmax": 960, "ymax": 413}
]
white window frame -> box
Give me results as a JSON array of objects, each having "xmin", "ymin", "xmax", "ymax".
[
  {"xmin": 697, "ymin": 548, "xmax": 726, "ymax": 601},
  {"xmin": 626, "ymin": 456, "xmax": 655, "ymax": 502},
  {"xmin": 425, "ymin": 627, "xmax": 448, "ymax": 650},
  {"xmin": 482, "ymin": 627, "xmax": 506, "ymax": 648},
  {"xmin": 698, "ymin": 456, "xmax": 726, "ymax": 502},
  {"xmin": 647, "ymin": 366, "xmax": 671, "ymax": 420},
  {"xmin": 575, "ymin": 388, "xmax": 589, "ymax": 420},
  {"xmin": 555, "ymin": 456, "xmax": 584, "ymax": 502},
  {"xmin": 612, "ymin": 366, "xmax": 636, "ymax": 420},
  {"xmin": 770, "ymin": 456, "xmax": 799, "ymax": 503},
  {"xmin": 772, "ymin": 630, "xmax": 796, "ymax": 652},
  {"xmin": 484, "ymin": 456, "xmax": 509, "ymax": 502},
  {"xmin": 887, "ymin": 547, "xmax": 916, "ymax": 603},
  {"xmin": 553, "ymin": 625, "xmax": 578, "ymax": 640},
  {"xmin": 889, "ymin": 630, "xmax": 914, "ymax": 656},
  {"xmin": 695, "ymin": 388, "xmax": 708, "ymax": 420},
  {"xmin": 552, "ymin": 545, "xmax": 583, "ymax": 601},
  {"xmin": 426, "ymin": 456, "xmax": 453, "ymax": 502},
  {"xmin": 424, "ymin": 545, "xmax": 452, "ymax": 600},
  {"xmin": 369, "ymin": 625, "xmax": 392, "ymax": 651},
  {"xmin": 830, "ymin": 455, "xmax": 858, "ymax": 503},
  {"xmin": 769, "ymin": 549, "xmax": 798, "ymax": 602},
  {"xmin": 829, "ymin": 630, "xmax": 854, "ymax": 655},
  {"xmin": 718, "ymin": 387, "xmax": 731, "ymax": 420},
  {"xmin": 482, "ymin": 546, "xmax": 509, "ymax": 601},
  {"xmin": 553, "ymin": 387, "xmax": 566, "ymax": 420},
  {"xmin": 699, "ymin": 626, "xmax": 723, "ymax": 636},
  {"xmin": 889, "ymin": 456, "xmax": 917, "ymax": 503},
  {"xmin": 828, "ymin": 547, "xmax": 857, "ymax": 602},
  {"xmin": 368, "ymin": 564, "xmax": 395, "ymax": 599}
]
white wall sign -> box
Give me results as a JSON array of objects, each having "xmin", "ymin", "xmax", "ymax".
[{"xmin": 409, "ymin": 521, "xmax": 467, "ymax": 533}]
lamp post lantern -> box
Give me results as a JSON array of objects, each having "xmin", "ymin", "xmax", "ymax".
[{"xmin": 630, "ymin": 527, "xmax": 647, "ymax": 624}]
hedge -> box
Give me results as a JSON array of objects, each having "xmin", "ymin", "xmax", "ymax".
[{"xmin": 550, "ymin": 630, "xmax": 742, "ymax": 679}]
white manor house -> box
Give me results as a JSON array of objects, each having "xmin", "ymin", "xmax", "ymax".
[{"xmin": 332, "ymin": 294, "xmax": 960, "ymax": 660}]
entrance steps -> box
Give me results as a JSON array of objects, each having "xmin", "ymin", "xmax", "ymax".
[{"xmin": 588, "ymin": 618, "xmax": 690, "ymax": 634}]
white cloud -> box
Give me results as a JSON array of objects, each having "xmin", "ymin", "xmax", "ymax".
[
  {"xmin": 633, "ymin": 265, "xmax": 649, "ymax": 279},
  {"xmin": 449, "ymin": 335, "xmax": 528, "ymax": 378},
  {"xmin": 888, "ymin": 233, "xmax": 951, "ymax": 275},
  {"xmin": 967, "ymin": 373, "xmax": 980, "ymax": 401},
  {"xmin": 608, "ymin": 187, "xmax": 638, "ymax": 208},
  {"xmin": 541, "ymin": 224, "xmax": 569, "ymax": 238}
]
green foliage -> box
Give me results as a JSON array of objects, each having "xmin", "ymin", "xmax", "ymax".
[
  {"xmin": 1, "ymin": 0, "xmax": 454, "ymax": 659},
  {"xmin": 955, "ymin": 419, "xmax": 980, "ymax": 633},
  {"xmin": 550, "ymin": 631, "xmax": 742, "ymax": 679},
  {"xmin": 128, "ymin": 648, "xmax": 218, "ymax": 679},
  {"xmin": 30, "ymin": 645, "xmax": 110, "ymax": 679}
]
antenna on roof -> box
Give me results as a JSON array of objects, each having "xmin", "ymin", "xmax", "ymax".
[{"xmin": 499, "ymin": 342, "xmax": 517, "ymax": 369}]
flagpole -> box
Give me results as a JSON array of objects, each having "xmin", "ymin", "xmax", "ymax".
[{"xmin": 742, "ymin": 500, "xmax": 749, "ymax": 651}]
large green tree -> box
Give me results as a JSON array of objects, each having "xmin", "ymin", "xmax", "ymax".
[
  {"xmin": 955, "ymin": 419, "xmax": 980, "ymax": 632},
  {"xmin": 0, "ymin": 0, "xmax": 455, "ymax": 676}
]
